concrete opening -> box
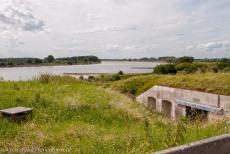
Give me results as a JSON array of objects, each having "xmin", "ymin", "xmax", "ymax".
[
  {"xmin": 162, "ymin": 100, "xmax": 172, "ymax": 117},
  {"xmin": 148, "ymin": 97, "xmax": 156, "ymax": 111},
  {"xmin": 186, "ymin": 106, "xmax": 208, "ymax": 121}
]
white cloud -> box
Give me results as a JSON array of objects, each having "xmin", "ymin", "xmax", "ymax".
[
  {"xmin": 106, "ymin": 44, "xmax": 120, "ymax": 51},
  {"xmin": 194, "ymin": 41, "xmax": 230, "ymax": 51},
  {"xmin": 0, "ymin": 0, "xmax": 230, "ymax": 58},
  {"xmin": 124, "ymin": 45, "xmax": 137, "ymax": 50},
  {"xmin": 0, "ymin": 0, "xmax": 45, "ymax": 32},
  {"xmin": 74, "ymin": 25, "xmax": 139, "ymax": 35}
]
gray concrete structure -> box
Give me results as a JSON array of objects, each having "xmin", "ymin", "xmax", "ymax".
[
  {"xmin": 137, "ymin": 85, "xmax": 230, "ymax": 120},
  {"xmin": 154, "ymin": 133, "xmax": 230, "ymax": 154}
]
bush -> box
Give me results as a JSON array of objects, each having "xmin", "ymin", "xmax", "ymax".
[
  {"xmin": 112, "ymin": 75, "xmax": 157, "ymax": 95},
  {"xmin": 67, "ymin": 61, "xmax": 73, "ymax": 65},
  {"xmin": 27, "ymin": 59, "xmax": 33, "ymax": 64},
  {"xmin": 37, "ymin": 74, "xmax": 52, "ymax": 83},
  {"xmin": 175, "ymin": 62, "xmax": 198, "ymax": 74},
  {"xmin": 117, "ymin": 79, "xmax": 144, "ymax": 95},
  {"xmin": 218, "ymin": 62, "xmax": 230, "ymax": 70},
  {"xmin": 223, "ymin": 67, "xmax": 230, "ymax": 73},
  {"xmin": 8, "ymin": 62, "xmax": 14, "ymax": 66},
  {"xmin": 118, "ymin": 71, "xmax": 124, "ymax": 75},
  {"xmin": 154, "ymin": 64, "xmax": 177, "ymax": 74},
  {"xmin": 79, "ymin": 76, "xmax": 84, "ymax": 80},
  {"xmin": 88, "ymin": 76, "xmax": 95, "ymax": 80},
  {"xmin": 112, "ymin": 74, "xmax": 121, "ymax": 81},
  {"xmin": 34, "ymin": 59, "xmax": 43, "ymax": 64},
  {"xmin": 0, "ymin": 63, "xmax": 6, "ymax": 67}
]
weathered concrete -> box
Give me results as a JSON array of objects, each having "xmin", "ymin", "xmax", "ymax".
[
  {"xmin": 0, "ymin": 107, "xmax": 32, "ymax": 115},
  {"xmin": 154, "ymin": 133, "xmax": 230, "ymax": 154},
  {"xmin": 137, "ymin": 85, "xmax": 230, "ymax": 120},
  {"xmin": 0, "ymin": 107, "xmax": 33, "ymax": 121}
]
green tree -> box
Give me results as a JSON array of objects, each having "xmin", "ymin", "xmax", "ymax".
[
  {"xmin": 118, "ymin": 71, "xmax": 124, "ymax": 75},
  {"xmin": 34, "ymin": 59, "xmax": 43, "ymax": 64},
  {"xmin": 175, "ymin": 56, "xmax": 194, "ymax": 64},
  {"xmin": 45, "ymin": 55, "xmax": 55, "ymax": 63}
]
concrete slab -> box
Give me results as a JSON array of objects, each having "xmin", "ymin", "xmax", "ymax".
[{"xmin": 0, "ymin": 107, "xmax": 32, "ymax": 115}]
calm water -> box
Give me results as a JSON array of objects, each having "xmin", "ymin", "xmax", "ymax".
[{"xmin": 0, "ymin": 61, "xmax": 160, "ymax": 81}]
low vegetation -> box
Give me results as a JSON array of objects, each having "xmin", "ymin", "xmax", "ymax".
[
  {"xmin": 112, "ymin": 73, "xmax": 230, "ymax": 96},
  {"xmin": 0, "ymin": 75, "xmax": 229, "ymax": 153}
]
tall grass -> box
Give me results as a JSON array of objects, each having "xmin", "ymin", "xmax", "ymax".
[{"xmin": 0, "ymin": 75, "xmax": 229, "ymax": 153}]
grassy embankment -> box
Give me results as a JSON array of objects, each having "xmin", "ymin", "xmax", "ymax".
[
  {"xmin": 0, "ymin": 75, "xmax": 229, "ymax": 153},
  {"xmin": 111, "ymin": 73, "xmax": 230, "ymax": 96}
]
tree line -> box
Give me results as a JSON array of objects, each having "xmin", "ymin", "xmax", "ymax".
[
  {"xmin": 154, "ymin": 56, "xmax": 230, "ymax": 74},
  {"xmin": 0, "ymin": 55, "xmax": 101, "ymax": 67},
  {"xmin": 107, "ymin": 56, "xmax": 230, "ymax": 63}
]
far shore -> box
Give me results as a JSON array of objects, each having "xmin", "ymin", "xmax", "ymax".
[
  {"xmin": 0, "ymin": 62, "xmax": 101, "ymax": 68},
  {"xmin": 0, "ymin": 61, "xmax": 162, "ymax": 69}
]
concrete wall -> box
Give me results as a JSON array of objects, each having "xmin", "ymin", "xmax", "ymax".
[
  {"xmin": 154, "ymin": 134, "xmax": 230, "ymax": 154},
  {"xmin": 220, "ymin": 95, "xmax": 230, "ymax": 112},
  {"xmin": 136, "ymin": 85, "xmax": 230, "ymax": 119}
]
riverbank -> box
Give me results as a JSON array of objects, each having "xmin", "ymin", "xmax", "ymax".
[{"xmin": 64, "ymin": 73, "xmax": 103, "ymax": 79}]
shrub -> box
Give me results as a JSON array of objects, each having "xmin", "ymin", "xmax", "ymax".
[
  {"xmin": 34, "ymin": 59, "xmax": 43, "ymax": 64},
  {"xmin": 154, "ymin": 64, "xmax": 177, "ymax": 74},
  {"xmin": 88, "ymin": 76, "xmax": 95, "ymax": 80},
  {"xmin": 175, "ymin": 62, "xmax": 198, "ymax": 74},
  {"xmin": 223, "ymin": 67, "xmax": 230, "ymax": 73},
  {"xmin": 112, "ymin": 74, "xmax": 121, "ymax": 81},
  {"xmin": 27, "ymin": 59, "xmax": 33, "ymax": 64},
  {"xmin": 195, "ymin": 63, "xmax": 208, "ymax": 73},
  {"xmin": 0, "ymin": 62, "xmax": 6, "ymax": 67},
  {"xmin": 118, "ymin": 71, "xmax": 124, "ymax": 75},
  {"xmin": 8, "ymin": 62, "xmax": 14, "ymax": 66},
  {"xmin": 112, "ymin": 75, "xmax": 156, "ymax": 95},
  {"xmin": 209, "ymin": 65, "xmax": 219, "ymax": 73},
  {"xmin": 217, "ymin": 62, "xmax": 230, "ymax": 70},
  {"xmin": 37, "ymin": 74, "xmax": 52, "ymax": 83},
  {"xmin": 79, "ymin": 76, "xmax": 84, "ymax": 80},
  {"xmin": 67, "ymin": 61, "xmax": 73, "ymax": 65}
]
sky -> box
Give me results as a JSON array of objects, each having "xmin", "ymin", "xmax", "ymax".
[{"xmin": 0, "ymin": 0, "xmax": 230, "ymax": 59}]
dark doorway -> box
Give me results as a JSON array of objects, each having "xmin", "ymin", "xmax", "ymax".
[
  {"xmin": 162, "ymin": 100, "xmax": 172, "ymax": 117},
  {"xmin": 186, "ymin": 106, "xmax": 208, "ymax": 121},
  {"xmin": 148, "ymin": 97, "xmax": 156, "ymax": 111}
]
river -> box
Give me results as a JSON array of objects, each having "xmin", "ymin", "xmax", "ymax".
[{"xmin": 0, "ymin": 61, "xmax": 160, "ymax": 81}]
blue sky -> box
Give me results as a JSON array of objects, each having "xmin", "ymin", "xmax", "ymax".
[{"xmin": 0, "ymin": 0, "xmax": 230, "ymax": 58}]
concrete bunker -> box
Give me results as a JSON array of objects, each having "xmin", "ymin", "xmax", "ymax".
[
  {"xmin": 162, "ymin": 100, "xmax": 172, "ymax": 117},
  {"xmin": 137, "ymin": 85, "xmax": 230, "ymax": 121},
  {"xmin": 147, "ymin": 97, "xmax": 157, "ymax": 111}
]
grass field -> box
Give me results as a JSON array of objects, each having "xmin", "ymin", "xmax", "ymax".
[
  {"xmin": 0, "ymin": 75, "xmax": 229, "ymax": 153},
  {"xmin": 112, "ymin": 73, "xmax": 230, "ymax": 96}
]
